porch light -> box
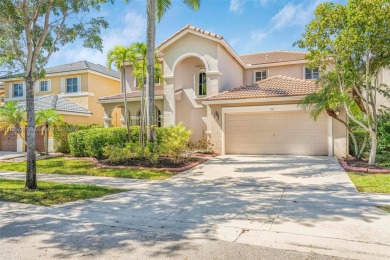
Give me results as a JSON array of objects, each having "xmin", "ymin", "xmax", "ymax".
[
  {"xmin": 335, "ymin": 109, "xmax": 340, "ymax": 117},
  {"xmin": 214, "ymin": 111, "xmax": 220, "ymax": 121}
]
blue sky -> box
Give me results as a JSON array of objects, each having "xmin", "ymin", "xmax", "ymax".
[{"xmin": 48, "ymin": 0, "xmax": 343, "ymax": 68}]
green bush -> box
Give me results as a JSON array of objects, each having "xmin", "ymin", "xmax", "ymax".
[
  {"xmin": 378, "ymin": 111, "xmax": 390, "ymax": 155},
  {"xmin": 68, "ymin": 129, "xmax": 90, "ymax": 157},
  {"xmin": 160, "ymin": 123, "xmax": 192, "ymax": 162},
  {"xmin": 103, "ymin": 142, "xmax": 160, "ymax": 165},
  {"xmin": 53, "ymin": 123, "xmax": 101, "ymax": 153}
]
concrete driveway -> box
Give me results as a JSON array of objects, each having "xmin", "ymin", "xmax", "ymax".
[{"xmin": 0, "ymin": 155, "xmax": 389, "ymax": 259}]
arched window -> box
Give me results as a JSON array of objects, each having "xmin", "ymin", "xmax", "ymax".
[
  {"xmin": 195, "ymin": 67, "xmax": 207, "ymax": 97},
  {"xmin": 136, "ymin": 106, "xmax": 162, "ymax": 127}
]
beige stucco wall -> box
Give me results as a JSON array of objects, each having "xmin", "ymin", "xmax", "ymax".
[
  {"xmin": 174, "ymin": 57, "xmax": 204, "ymax": 91},
  {"xmin": 3, "ymin": 72, "xmax": 120, "ymax": 126},
  {"xmin": 207, "ymin": 100, "xmax": 348, "ymax": 158},
  {"xmin": 243, "ymin": 64, "xmax": 306, "ymax": 85},
  {"xmin": 217, "ymin": 45, "xmax": 243, "ymax": 92}
]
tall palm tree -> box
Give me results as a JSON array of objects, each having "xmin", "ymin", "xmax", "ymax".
[
  {"xmin": 146, "ymin": 0, "xmax": 201, "ymax": 143},
  {"xmin": 35, "ymin": 109, "xmax": 62, "ymax": 155},
  {"xmin": 130, "ymin": 42, "xmax": 162, "ymax": 146},
  {"xmin": 0, "ymin": 102, "xmax": 27, "ymax": 145},
  {"xmin": 107, "ymin": 45, "xmax": 133, "ymax": 141}
]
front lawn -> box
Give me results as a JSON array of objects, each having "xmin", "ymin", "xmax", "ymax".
[
  {"xmin": 0, "ymin": 179, "xmax": 124, "ymax": 206},
  {"xmin": 347, "ymin": 172, "xmax": 390, "ymax": 194},
  {"xmin": 0, "ymin": 157, "xmax": 173, "ymax": 180}
]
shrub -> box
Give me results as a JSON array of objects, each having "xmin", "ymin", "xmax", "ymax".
[
  {"xmin": 188, "ymin": 138, "xmax": 214, "ymax": 153},
  {"xmin": 160, "ymin": 123, "xmax": 192, "ymax": 162},
  {"xmin": 68, "ymin": 129, "xmax": 89, "ymax": 157},
  {"xmin": 103, "ymin": 142, "xmax": 160, "ymax": 165},
  {"xmin": 378, "ymin": 111, "xmax": 390, "ymax": 155},
  {"xmin": 53, "ymin": 123, "xmax": 101, "ymax": 153}
]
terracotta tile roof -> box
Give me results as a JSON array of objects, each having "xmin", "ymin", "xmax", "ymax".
[
  {"xmin": 239, "ymin": 51, "xmax": 307, "ymax": 65},
  {"xmin": 204, "ymin": 75, "xmax": 316, "ymax": 101},
  {"xmin": 98, "ymin": 88, "xmax": 182, "ymax": 101},
  {"xmin": 158, "ymin": 24, "xmax": 223, "ymax": 49}
]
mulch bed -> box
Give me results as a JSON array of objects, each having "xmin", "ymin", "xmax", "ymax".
[
  {"xmin": 67, "ymin": 153, "xmax": 218, "ymax": 173},
  {"xmin": 340, "ymin": 159, "xmax": 390, "ymax": 174}
]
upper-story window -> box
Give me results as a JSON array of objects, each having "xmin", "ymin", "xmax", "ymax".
[
  {"xmin": 305, "ymin": 67, "xmax": 320, "ymax": 80},
  {"xmin": 66, "ymin": 77, "xmax": 79, "ymax": 93},
  {"xmin": 13, "ymin": 83, "xmax": 24, "ymax": 98},
  {"xmin": 196, "ymin": 68, "xmax": 207, "ymax": 97},
  {"xmin": 254, "ymin": 70, "xmax": 267, "ymax": 82},
  {"xmin": 40, "ymin": 80, "xmax": 49, "ymax": 92}
]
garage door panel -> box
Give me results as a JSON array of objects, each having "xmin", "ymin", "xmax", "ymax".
[{"xmin": 225, "ymin": 111, "xmax": 328, "ymax": 156}]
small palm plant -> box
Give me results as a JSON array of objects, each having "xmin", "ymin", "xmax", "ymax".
[
  {"xmin": 0, "ymin": 102, "xmax": 27, "ymax": 144},
  {"xmin": 35, "ymin": 109, "xmax": 62, "ymax": 155}
]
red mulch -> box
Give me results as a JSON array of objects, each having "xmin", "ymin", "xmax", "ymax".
[
  {"xmin": 339, "ymin": 159, "xmax": 390, "ymax": 174},
  {"xmin": 65, "ymin": 153, "xmax": 217, "ymax": 173}
]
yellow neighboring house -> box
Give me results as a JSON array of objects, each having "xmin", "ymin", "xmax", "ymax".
[{"xmin": 0, "ymin": 61, "xmax": 121, "ymax": 152}]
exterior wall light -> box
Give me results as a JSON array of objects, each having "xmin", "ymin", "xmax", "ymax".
[{"xmin": 214, "ymin": 111, "xmax": 220, "ymax": 121}]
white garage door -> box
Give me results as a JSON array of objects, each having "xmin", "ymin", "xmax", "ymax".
[{"xmin": 225, "ymin": 111, "xmax": 328, "ymax": 155}]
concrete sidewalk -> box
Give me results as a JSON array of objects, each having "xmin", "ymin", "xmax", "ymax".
[{"xmin": 0, "ymin": 155, "xmax": 389, "ymax": 259}]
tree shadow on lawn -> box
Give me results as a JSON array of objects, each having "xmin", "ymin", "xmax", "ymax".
[{"xmin": 0, "ymin": 156, "xmax": 389, "ymax": 257}]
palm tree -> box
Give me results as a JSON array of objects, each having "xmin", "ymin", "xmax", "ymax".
[
  {"xmin": 35, "ymin": 109, "xmax": 62, "ymax": 156},
  {"xmin": 130, "ymin": 42, "xmax": 162, "ymax": 147},
  {"xmin": 145, "ymin": 0, "xmax": 200, "ymax": 143},
  {"xmin": 107, "ymin": 45, "xmax": 133, "ymax": 141},
  {"xmin": 0, "ymin": 102, "xmax": 27, "ymax": 145},
  {"xmin": 300, "ymin": 74, "xmax": 367, "ymax": 158}
]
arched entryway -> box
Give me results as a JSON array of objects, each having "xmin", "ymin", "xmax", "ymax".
[
  {"xmin": 173, "ymin": 55, "xmax": 208, "ymax": 141},
  {"xmin": 136, "ymin": 106, "xmax": 162, "ymax": 127}
]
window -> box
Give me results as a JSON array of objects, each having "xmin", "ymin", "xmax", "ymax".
[
  {"xmin": 13, "ymin": 83, "xmax": 23, "ymax": 98},
  {"xmin": 305, "ymin": 67, "xmax": 320, "ymax": 79},
  {"xmin": 136, "ymin": 106, "xmax": 162, "ymax": 127},
  {"xmin": 66, "ymin": 77, "xmax": 78, "ymax": 93},
  {"xmin": 254, "ymin": 70, "xmax": 267, "ymax": 82},
  {"xmin": 40, "ymin": 81, "xmax": 49, "ymax": 92},
  {"xmin": 195, "ymin": 68, "xmax": 207, "ymax": 97}
]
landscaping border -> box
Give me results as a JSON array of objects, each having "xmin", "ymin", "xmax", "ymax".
[
  {"xmin": 339, "ymin": 160, "xmax": 390, "ymax": 174},
  {"xmin": 66, "ymin": 153, "xmax": 218, "ymax": 173}
]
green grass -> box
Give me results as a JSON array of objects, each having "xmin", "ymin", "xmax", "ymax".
[
  {"xmin": 0, "ymin": 179, "xmax": 124, "ymax": 206},
  {"xmin": 378, "ymin": 206, "xmax": 390, "ymax": 213},
  {"xmin": 0, "ymin": 157, "xmax": 173, "ymax": 180},
  {"xmin": 347, "ymin": 172, "xmax": 390, "ymax": 194}
]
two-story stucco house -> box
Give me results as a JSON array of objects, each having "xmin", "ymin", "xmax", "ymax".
[
  {"xmin": 99, "ymin": 25, "xmax": 350, "ymax": 157},
  {"xmin": 0, "ymin": 61, "xmax": 121, "ymax": 152}
]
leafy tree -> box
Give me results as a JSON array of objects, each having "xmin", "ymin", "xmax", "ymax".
[
  {"xmin": 35, "ymin": 109, "xmax": 62, "ymax": 156},
  {"xmin": 0, "ymin": 102, "xmax": 27, "ymax": 144},
  {"xmin": 107, "ymin": 45, "xmax": 133, "ymax": 141},
  {"xmin": 296, "ymin": 0, "xmax": 390, "ymax": 164},
  {"xmin": 0, "ymin": 0, "xmax": 112, "ymax": 189},
  {"xmin": 145, "ymin": 0, "xmax": 200, "ymax": 143}
]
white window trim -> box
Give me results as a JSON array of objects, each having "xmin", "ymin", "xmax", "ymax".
[
  {"xmin": 304, "ymin": 67, "xmax": 320, "ymax": 80},
  {"xmin": 65, "ymin": 76, "xmax": 81, "ymax": 93},
  {"xmin": 221, "ymin": 104, "xmax": 334, "ymax": 157},
  {"xmin": 12, "ymin": 83, "xmax": 25, "ymax": 98},
  {"xmin": 195, "ymin": 67, "xmax": 207, "ymax": 98},
  {"xmin": 39, "ymin": 80, "xmax": 50, "ymax": 92},
  {"xmin": 253, "ymin": 69, "xmax": 268, "ymax": 83}
]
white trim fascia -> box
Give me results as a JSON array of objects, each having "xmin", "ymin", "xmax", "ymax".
[
  {"xmin": 1, "ymin": 70, "xmax": 120, "ymax": 82},
  {"xmin": 58, "ymin": 111, "xmax": 92, "ymax": 116},
  {"xmin": 98, "ymin": 96, "xmax": 164, "ymax": 104},
  {"xmin": 206, "ymin": 71, "xmax": 223, "ymax": 76},
  {"xmin": 59, "ymin": 92, "xmax": 94, "ymax": 98},
  {"xmin": 220, "ymin": 40, "xmax": 247, "ymax": 68},
  {"xmin": 245, "ymin": 60, "xmax": 307, "ymax": 69},
  {"xmin": 203, "ymin": 96, "xmax": 304, "ymax": 105},
  {"xmin": 158, "ymin": 30, "xmax": 221, "ymax": 51},
  {"xmin": 327, "ymin": 116, "xmax": 334, "ymax": 156}
]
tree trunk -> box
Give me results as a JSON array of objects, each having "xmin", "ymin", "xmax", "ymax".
[
  {"xmin": 357, "ymin": 132, "xmax": 369, "ymax": 159},
  {"xmin": 25, "ymin": 75, "xmax": 37, "ymax": 189},
  {"xmin": 122, "ymin": 65, "xmax": 131, "ymax": 142},
  {"xmin": 44, "ymin": 124, "xmax": 49, "ymax": 156},
  {"xmin": 146, "ymin": 0, "xmax": 156, "ymax": 143},
  {"xmin": 140, "ymin": 64, "xmax": 146, "ymax": 147},
  {"xmin": 368, "ymin": 134, "xmax": 377, "ymax": 165}
]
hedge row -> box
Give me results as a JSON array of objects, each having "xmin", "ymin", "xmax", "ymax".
[{"xmin": 68, "ymin": 126, "xmax": 166, "ymax": 158}]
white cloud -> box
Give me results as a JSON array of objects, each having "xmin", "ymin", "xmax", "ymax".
[
  {"xmin": 251, "ymin": 30, "xmax": 268, "ymax": 42},
  {"xmin": 229, "ymin": 0, "xmax": 244, "ymax": 14},
  {"xmin": 270, "ymin": 1, "xmax": 323, "ymax": 31},
  {"xmin": 49, "ymin": 11, "xmax": 146, "ymax": 67}
]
